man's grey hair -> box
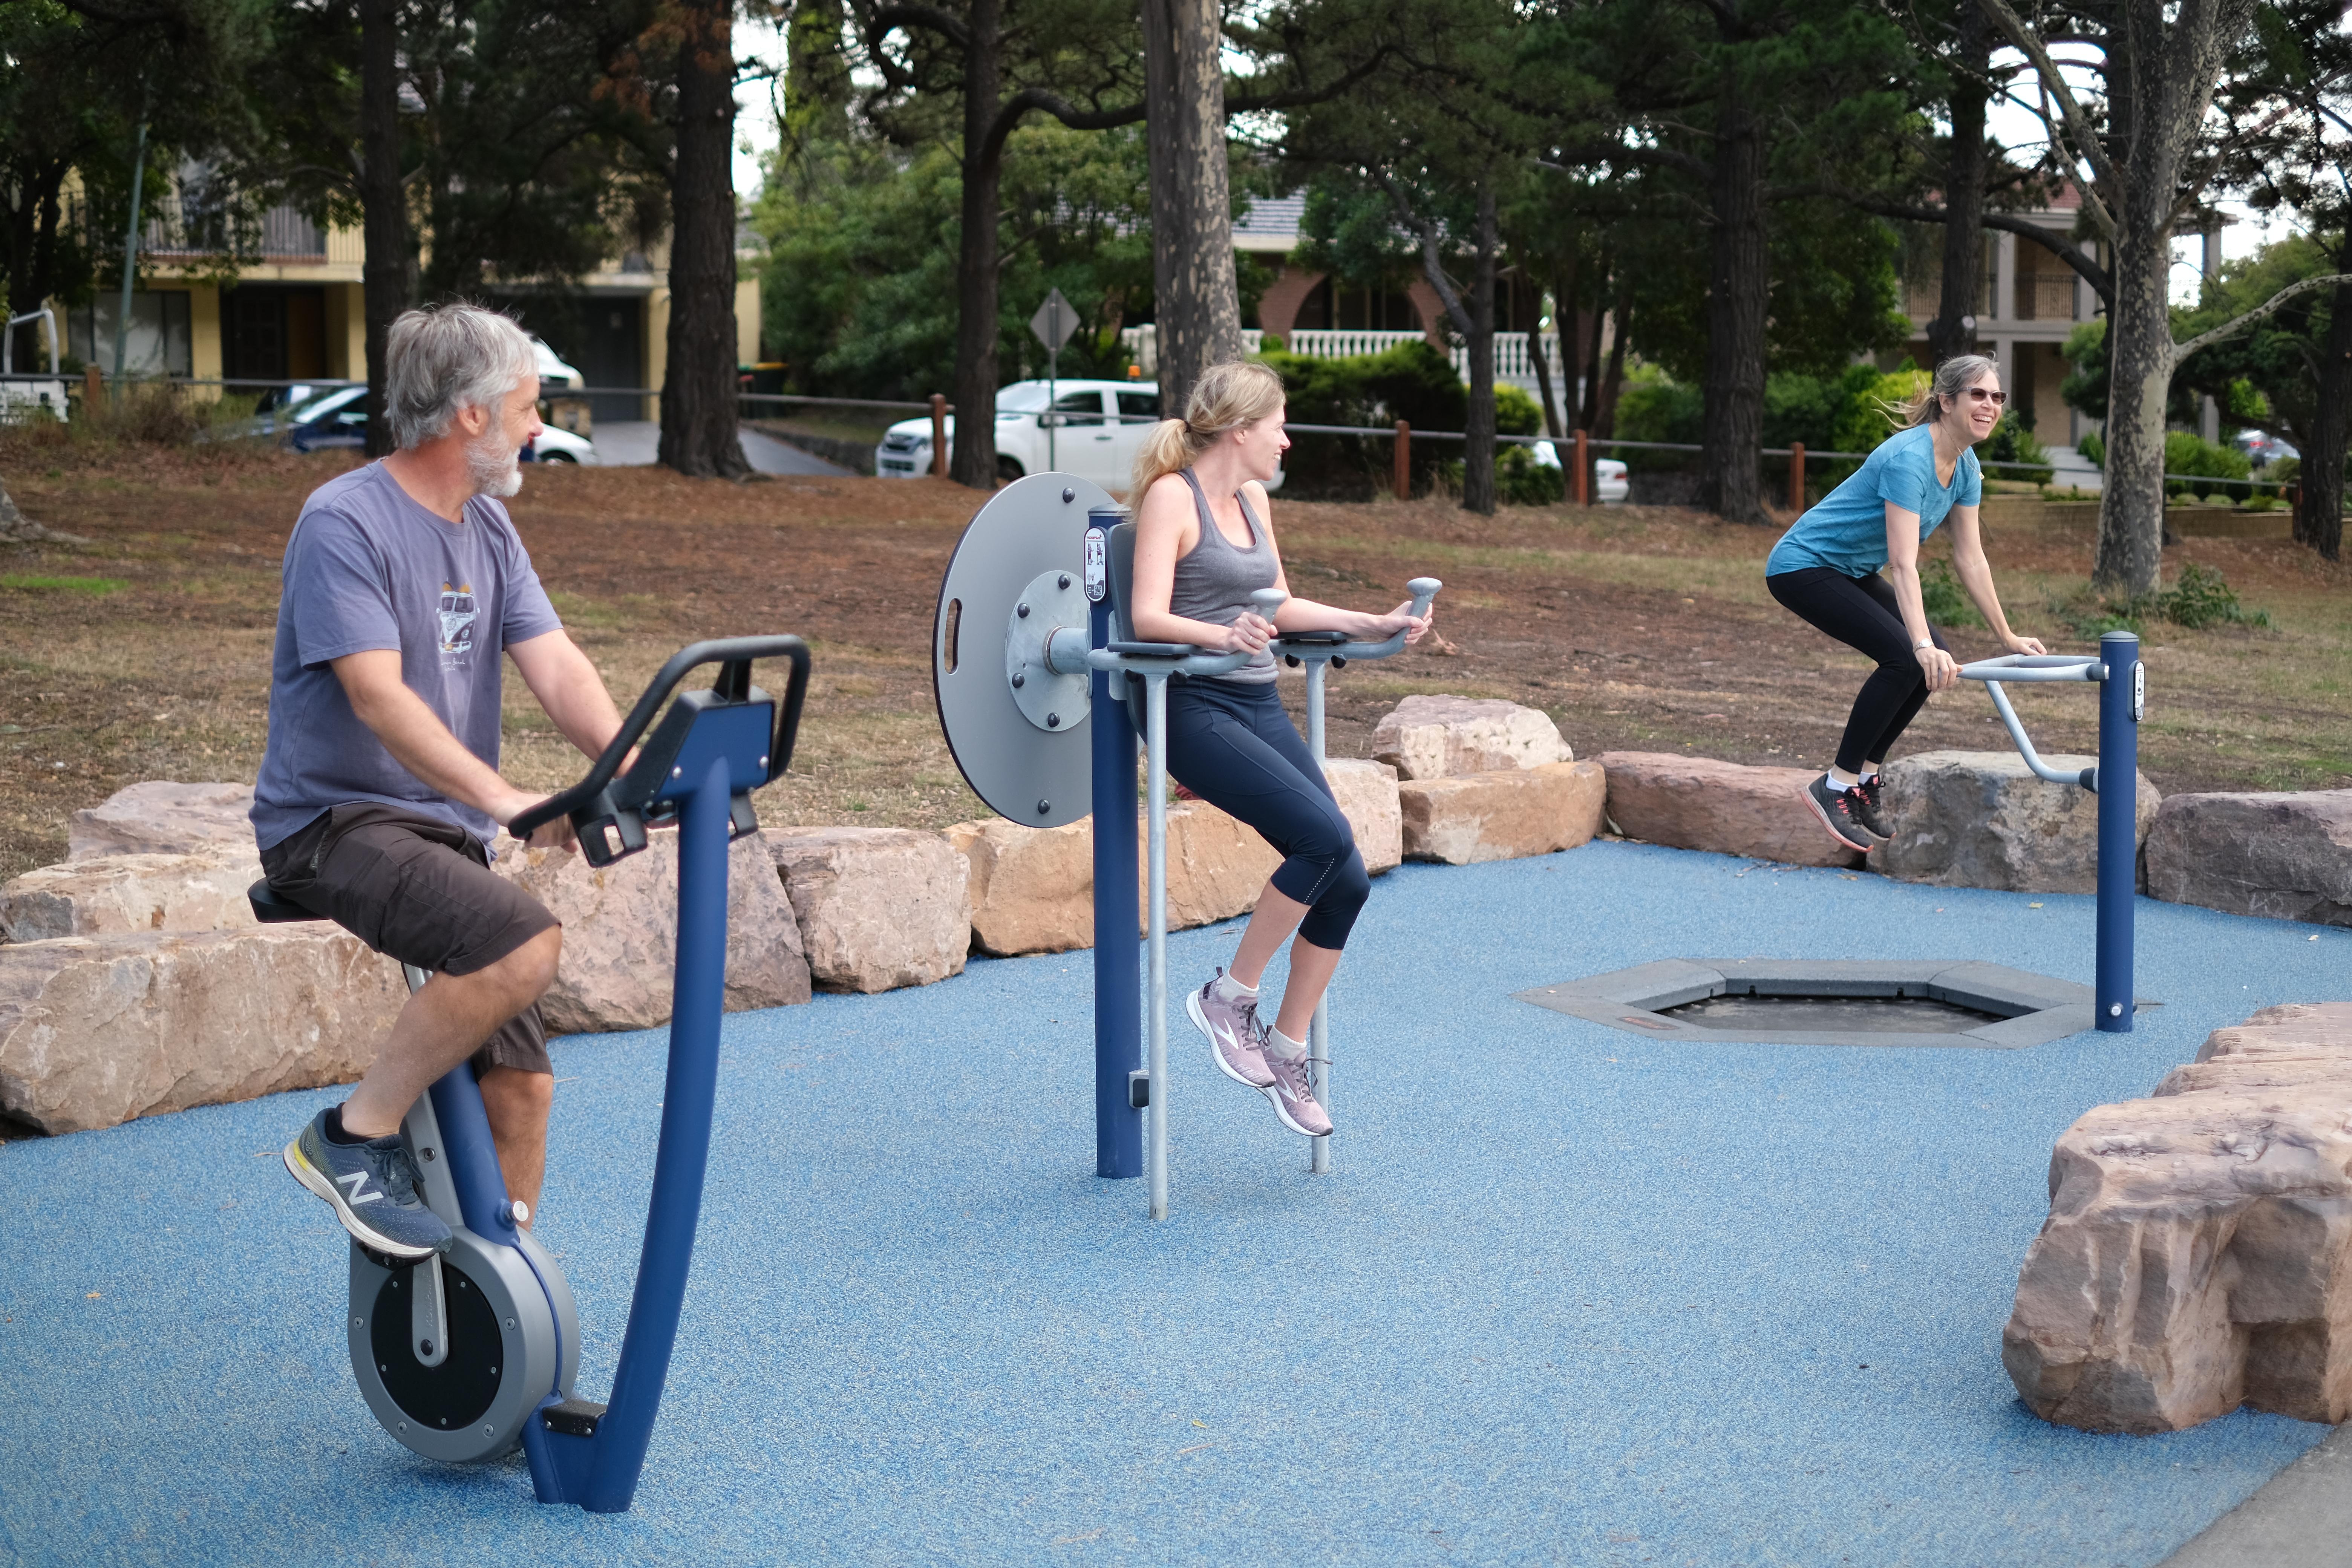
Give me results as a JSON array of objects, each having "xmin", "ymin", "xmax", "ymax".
[{"xmin": 384, "ymin": 304, "xmax": 537, "ymax": 449}]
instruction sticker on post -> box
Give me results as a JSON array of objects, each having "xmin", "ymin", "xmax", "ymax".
[{"xmin": 1083, "ymin": 527, "xmax": 1107, "ymax": 601}]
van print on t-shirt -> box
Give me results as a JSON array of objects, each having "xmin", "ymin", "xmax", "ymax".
[{"xmin": 438, "ymin": 582, "xmax": 478, "ymax": 665}]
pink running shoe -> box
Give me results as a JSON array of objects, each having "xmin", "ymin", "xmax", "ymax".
[
  {"xmin": 1187, "ymin": 971, "xmax": 1274, "ymax": 1089},
  {"xmin": 1261, "ymin": 1049, "xmax": 1333, "ymax": 1138}
]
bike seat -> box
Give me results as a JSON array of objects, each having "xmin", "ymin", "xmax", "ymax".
[{"xmin": 247, "ymin": 879, "xmax": 323, "ymax": 924}]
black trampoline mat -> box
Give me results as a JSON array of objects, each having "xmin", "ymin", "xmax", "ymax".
[{"xmin": 1661, "ymin": 993, "xmax": 2008, "ymax": 1035}]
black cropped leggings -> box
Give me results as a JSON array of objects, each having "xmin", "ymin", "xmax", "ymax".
[
  {"xmin": 1767, "ymin": 566, "xmax": 1952, "ymax": 776},
  {"xmin": 1162, "ymin": 677, "xmax": 1370, "ymax": 951}
]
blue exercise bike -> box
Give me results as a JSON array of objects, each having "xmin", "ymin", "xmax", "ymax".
[{"xmin": 251, "ymin": 636, "xmax": 809, "ymax": 1513}]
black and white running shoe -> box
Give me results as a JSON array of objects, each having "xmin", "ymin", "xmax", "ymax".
[{"xmin": 1800, "ymin": 774, "xmax": 1879, "ymax": 852}]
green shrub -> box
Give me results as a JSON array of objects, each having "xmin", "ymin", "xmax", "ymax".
[
  {"xmin": 1494, "ymin": 383, "xmax": 1544, "ymax": 437},
  {"xmin": 1497, "ymin": 444, "xmax": 1565, "ymax": 506},
  {"xmin": 2157, "ymin": 563, "xmax": 2269, "ymax": 629},
  {"xmin": 2162, "ymin": 432, "xmax": 2253, "ymax": 501},
  {"xmin": 2079, "ymin": 430, "xmax": 2104, "ymax": 467},
  {"xmin": 1258, "ymin": 339, "xmax": 1468, "ymax": 498},
  {"xmin": 1612, "ymin": 376, "xmax": 1701, "ymax": 473},
  {"xmin": 1918, "ymin": 557, "xmax": 1983, "ymax": 627}
]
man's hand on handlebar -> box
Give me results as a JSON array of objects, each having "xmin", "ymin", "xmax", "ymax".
[
  {"xmin": 1220, "ymin": 612, "xmax": 1276, "ymax": 655},
  {"xmin": 499, "ymin": 790, "xmax": 580, "ymax": 853},
  {"xmin": 1915, "ymin": 644, "xmax": 1960, "ymax": 692}
]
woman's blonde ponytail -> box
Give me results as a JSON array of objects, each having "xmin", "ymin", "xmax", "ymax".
[{"xmin": 1127, "ymin": 359, "xmax": 1286, "ymax": 499}]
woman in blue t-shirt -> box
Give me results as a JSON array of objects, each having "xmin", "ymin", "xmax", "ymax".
[{"xmin": 1765, "ymin": 354, "xmax": 2045, "ymax": 851}]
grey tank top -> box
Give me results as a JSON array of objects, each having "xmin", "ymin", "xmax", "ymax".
[{"xmin": 1168, "ymin": 468, "xmax": 1279, "ymax": 684}]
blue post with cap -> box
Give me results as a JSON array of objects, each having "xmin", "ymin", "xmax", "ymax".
[
  {"xmin": 1087, "ymin": 510, "xmax": 1143, "ymax": 1178},
  {"xmin": 2095, "ymin": 630, "xmax": 2139, "ymax": 1032}
]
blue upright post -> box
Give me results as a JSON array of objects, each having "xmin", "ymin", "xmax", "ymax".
[
  {"xmin": 2095, "ymin": 629, "xmax": 2140, "ymax": 1033},
  {"xmin": 580, "ymin": 751, "xmax": 732, "ymax": 1511},
  {"xmin": 1088, "ymin": 512, "xmax": 1142, "ymax": 1179}
]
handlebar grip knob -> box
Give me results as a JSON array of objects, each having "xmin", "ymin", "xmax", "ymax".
[
  {"xmin": 1248, "ymin": 588, "xmax": 1289, "ymax": 617},
  {"xmin": 1406, "ymin": 576, "xmax": 1442, "ymax": 615}
]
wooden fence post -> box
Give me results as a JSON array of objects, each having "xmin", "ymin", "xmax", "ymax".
[
  {"xmin": 929, "ymin": 394, "xmax": 948, "ymax": 478},
  {"xmin": 1572, "ymin": 429, "xmax": 1590, "ymax": 506},
  {"xmin": 1789, "ymin": 442, "xmax": 1806, "ymax": 513},
  {"xmin": 83, "ymin": 364, "xmax": 103, "ymax": 409},
  {"xmin": 1394, "ymin": 420, "xmax": 1411, "ymax": 500}
]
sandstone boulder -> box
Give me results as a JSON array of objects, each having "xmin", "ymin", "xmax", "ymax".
[
  {"xmin": 947, "ymin": 768, "xmax": 1403, "ymax": 957},
  {"xmin": 2144, "ymin": 790, "xmax": 2352, "ymax": 926},
  {"xmin": 2004, "ymin": 1002, "xmax": 2352, "ymax": 1434},
  {"xmin": 0, "ymin": 926, "xmax": 406, "ymax": 1134},
  {"xmin": 1326, "ymin": 758, "xmax": 1403, "ymax": 876},
  {"xmin": 946, "ymin": 818, "xmax": 1095, "ymax": 957},
  {"xmin": 1875, "ymin": 750, "xmax": 2158, "ymax": 894},
  {"xmin": 1596, "ymin": 752, "xmax": 1863, "ymax": 869},
  {"xmin": 68, "ymin": 781, "xmax": 257, "ymax": 859},
  {"xmin": 1398, "ymin": 760, "xmax": 1606, "ymax": 865},
  {"xmin": 1371, "ymin": 695, "xmax": 1572, "ymax": 780},
  {"xmin": 766, "ymin": 827, "xmax": 969, "ymax": 992},
  {"xmin": 491, "ymin": 829, "xmax": 809, "ymax": 1032},
  {"xmin": 1, "ymin": 852, "xmax": 262, "ymax": 943}
]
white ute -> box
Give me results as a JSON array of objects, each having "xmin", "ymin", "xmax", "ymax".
[{"xmin": 876, "ymin": 378, "xmax": 1284, "ymax": 493}]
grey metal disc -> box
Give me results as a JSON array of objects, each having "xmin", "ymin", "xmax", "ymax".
[
  {"xmin": 1004, "ymin": 568, "xmax": 1091, "ymax": 733},
  {"xmin": 934, "ymin": 473, "xmax": 1114, "ymax": 828}
]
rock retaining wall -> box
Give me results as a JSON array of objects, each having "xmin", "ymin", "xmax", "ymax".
[
  {"xmin": 2144, "ymin": 790, "xmax": 2352, "ymax": 926},
  {"xmin": 0, "ymin": 926, "xmax": 406, "ymax": 1133},
  {"xmin": 1876, "ymin": 750, "xmax": 2159, "ymax": 894},
  {"xmin": 1596, "ymin": 752, "xmax": 1862, "ymax": 869}
]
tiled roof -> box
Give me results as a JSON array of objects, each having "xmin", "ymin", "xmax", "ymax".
[{"xmin": 1233, "ymin": 192, "xmax": 1304, "ymax": 252}]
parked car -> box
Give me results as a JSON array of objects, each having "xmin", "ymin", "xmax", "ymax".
[
  {"xmin": 533, "ymin": 337, "xmax": 584, "ymax": 392},
  {"xmin": 2233, "ymin": 429, "xmax": 2298, "ymax": 466},
  {"xmin": 250, "ymin": 383, "xmax": 596, "ymax": 463},
  {"xmin": 1528, "ymin": 440, "xmax": 1631, "ymax": 502},
  {"xmin": 875, "ymin": 379, "xmax": 1283, "ymax": 492}
]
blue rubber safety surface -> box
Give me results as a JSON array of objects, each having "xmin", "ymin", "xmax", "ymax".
[{"xmin": 5, "ymin": 841, "xmax": 2347, "ymax": 1567}]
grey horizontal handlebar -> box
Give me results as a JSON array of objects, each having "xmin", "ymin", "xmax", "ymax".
[
  {"xmin": 1272, "ymin": 576, "xmax": 1444, "ymax": 664},
  {"xmin": 1958, "ymin": 654, "xmax": 2105, "ymax": 684}
]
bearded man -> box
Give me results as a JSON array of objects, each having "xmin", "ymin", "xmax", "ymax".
[{"xmin": 255, "ymin": 303, "xmax": 625, "ymax": 1258}]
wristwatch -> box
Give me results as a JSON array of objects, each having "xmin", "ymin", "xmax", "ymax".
[{"xmin": 1914, "ymin": 639, "xmax": 1934, "ymax": 651}]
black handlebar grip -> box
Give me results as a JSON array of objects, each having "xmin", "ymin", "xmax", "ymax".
[{"xmin": 507, "ymin": 635, "xmax": 812, "ymax": 841}]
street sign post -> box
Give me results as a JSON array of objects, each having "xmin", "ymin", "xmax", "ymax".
[{"xmin": 1030, "ymin": 288, "xmax": 1080, "ymax": 471}]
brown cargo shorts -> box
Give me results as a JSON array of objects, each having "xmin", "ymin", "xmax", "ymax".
[{"xmin": 260, "ymin": 802, "xmax": 561, "ymax": 1076}]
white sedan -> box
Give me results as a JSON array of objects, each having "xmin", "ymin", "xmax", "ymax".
[
  {"xmin": 876, "ymin": 379, "xmax": 1283, "ymax": 493},
  {"xmin": 1527, "ymin": 439, "xmax": 1630, "ymax": 503}
]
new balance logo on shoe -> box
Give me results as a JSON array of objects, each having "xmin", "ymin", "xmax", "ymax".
[{"xmin": 335, "ymin": 1168, "xmax": 383, "ymax": 1207}]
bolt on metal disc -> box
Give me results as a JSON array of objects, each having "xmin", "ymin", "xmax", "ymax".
[{"xmin": 933, "ymin": 472, "xmax": 1115, "ymax": 828}]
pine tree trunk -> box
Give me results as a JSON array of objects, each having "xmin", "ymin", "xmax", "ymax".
[
  {"xmin": 2294, "ymin": 279, "xmax": 2352, "ymax": 561},
  {"xmin": 359, "ymin": 0, "xmax": 407, "ymax": 459},
  {"xmin": 948, "ymin": 0, "xmax": 1004, "ymax": 489},
  {"xmin": 1596, "ymin": 276, "xmax": 1631, "ymax": 437},
  {"xmin": 1576, "ymin": 250, "xmax": 1609, "ymax": 431},
  {"xmin": 1927, "ymin": 5, "xmax": 1989, "ymax": 364},
  {"xmin": 1461, "ymin": 186, "xmax": 1498, "ymax": 515},
  {"xmin": 1140, "ymin": 0, "xmax": 1242, "ymax": 420},
  {"xmin": 1700, "ymin": 89, "xmax": 1769, "ymax": 524},
  {"xmin": 1528, "ymin": 268, "xmax": 1564, "ymax": 437},
  {"xmin": 657, "ymin": 0, "xmax": 750, "ymax": 480}
]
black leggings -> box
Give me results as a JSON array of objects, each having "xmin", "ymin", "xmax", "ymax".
[
  {"xmin": 1766, "ymin": 567, "xmax": 1952, "ymax": 776},
  {"xmin": 1162, "ymin": 677, "xmax": 1370, "ymax": 951}
]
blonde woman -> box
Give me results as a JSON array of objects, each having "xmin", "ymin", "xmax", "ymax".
[
  {"xmin": 1765, "ymin": 354, "xmax": 2045, "ymax": 851},
  {"xmin": 1127, "ymin": 361, "xmax": 1432, "ymax": 1139}
]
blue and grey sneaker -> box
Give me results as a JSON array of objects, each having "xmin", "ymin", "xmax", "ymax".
[{"xmin": 283, "ymin": 1109, "xmax": 451, "ymax": 1259}]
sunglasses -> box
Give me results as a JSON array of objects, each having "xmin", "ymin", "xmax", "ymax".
[{"xmin": 1963, "ymin": 387, "xmax": 2008, "ymax": 406}]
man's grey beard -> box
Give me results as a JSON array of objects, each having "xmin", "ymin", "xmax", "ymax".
[{"xmin": 466, "ymin": 426, "xmax": 524, "ymax": 499}]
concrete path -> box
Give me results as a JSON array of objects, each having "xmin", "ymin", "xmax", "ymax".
[
  {"xmin": 4, "ymin": 844, "xmax": 2347, "ymax": 1565},
  {"xmin": 586, "ymin": 420, "xmax": 850, "ymax": 476}
]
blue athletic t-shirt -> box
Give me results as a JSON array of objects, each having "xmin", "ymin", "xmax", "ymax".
[
  {"xmin": 1765, "ymin": 423, "xmax": 1981, "ymax": 578},
  {"xmin": 250, "ymin": 461, "xmax": 563, "ymax": 850}
]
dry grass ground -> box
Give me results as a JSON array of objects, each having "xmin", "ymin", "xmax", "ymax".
[{"xmin": 3, "ymin": 429, "xmax": 2346, "ymax": 883}]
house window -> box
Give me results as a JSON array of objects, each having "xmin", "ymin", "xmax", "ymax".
[{"xmin": 68, "ymin": 290, "xmax": 193, "ymax": 377}]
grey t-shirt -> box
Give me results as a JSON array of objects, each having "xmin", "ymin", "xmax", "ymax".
[{"xmin": 250, "ymin": 461, "xmax": 563, "ymax": 851}]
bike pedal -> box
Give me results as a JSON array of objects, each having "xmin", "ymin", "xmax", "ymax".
[{"xmin": 541, "ymin": 1397, "xmax": 608, "ymax": 1438}]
